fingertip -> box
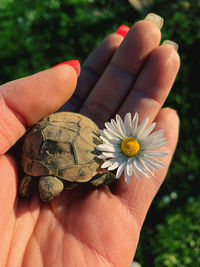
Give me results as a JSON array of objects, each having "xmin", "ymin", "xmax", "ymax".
[
  {"xmin": 0, "ymin": 62, "xmax": 79, "ymax": 154},
  {"xmin": 116, "ymin": 25, "xmax": 130, "ymax": 38},
  {"xmin": 162, "ymin": 40, "xmax": 179, "ymax": 52},
  {"xmin": 159, "ymin": 107, "xmax": 180, "ymax": 126},
  {"xmin": 132, "ymin": 20, "xmax": 161, "ymax": 43},
  {"xmin": 46, "ymin": 64, "xmax": 78, "ymax": 102},
  {"xmin": 155, "ymin": 107, "xmax": 180, "ymax": 153},
  {"xmin": 17, "ymin": 65, "xmax": 79, "ymax": 125},
  {"xmin": 159, "ymin": 45, "xmax": 180, "ymax": 67},
  {"xmin": 51, "ymin": 60, "xmax": 81, "ymax": 76},
  {"xmin": 144, "ymin": 13, "xmax": 164, "ymax": 30}
]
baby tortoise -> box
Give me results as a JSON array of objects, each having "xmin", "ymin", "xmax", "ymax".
[{"xmin": 19, "ymin": 112, "xmax": 115, "ymax": 201}]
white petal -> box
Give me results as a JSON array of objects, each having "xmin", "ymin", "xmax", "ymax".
[
  {"xmin": 104, "ymin": 129, "xmax": 123, "ymax": 140},
  {"xmin": 101, "ymin": 161, "xmax": 113, "ymax": 168},
  {"xmin": 116, "ymin": 161, "xmax": 126, "ymax": 178},
  {"xmin": 108, "ymin": 162, "xmax": 120, "ymax": 171},
  {"xmin": 127, "ymin": 158, "xmax": 135, "ymax": 176},
  {"xmin": 142, "ymin": 151, "xmax": 169, "ymax": 158},
  {"xmin": 105, "ymin": 122, "xmax": 122, "ymax": 136},
  {"xmin": 110, "ymin": 119, "xmax": 124, "ymax": 138},
  {"xmin": 138, "ymin": 158, "xmax": 151, "ymax": 178},
  {"xmin": 124, "ymin": 164, "xmax": 132, "ymax": 184},
  {"xmin": 143, "ymin": 137, "xmax": 166, "ymax": 146},
  {"xmin": 135, "ymin": 117, "xmax": 149, "ymax": 138},
  {"xmin": 139, "ymin": 122, "xmax": 156, "ymax": 140},
  {"xmin": 147, "ymin": 129, "xmax": 164, "ymax": 140},
  {"xmin": 97, "ymin": 154, "xmax": 108, "ymax": 159},
  {"xmin": 105, "ymin": 122, "xmax": 123, "ymax": 139},
  {"xmin": 102, "ymin": 129, "xmax": 118, "ymax": 140},
  {"xmin": 96, "ymin": 143, "xmax": 120, "ymax": 152},
  {"xmin": 134, "ymin": 159, "xmax": 150, "ymax": 178},
  {"xmin": 142, "ymin": 131, "xmax": 165, "ymax": 147},
  {"xmin": 131, "ymin": 112, "xmax": 138, "ymax": 135},
  {"xmin": 140, "ymin": 158, "xmax": 154, "ymax": 176},
  {"xmin": 125, "ymin": 174, "xmax": 132, "ymax": 184},
  {"xmin": 101, "ymin": 128, "xmax": 120, "ymax": 141},
  {"xmin": 108, "ymin": 156, "xmax": 125, "ymax": 171},
  {"xmin": 101, "ymin": 156, "xmax": 124, "ymax": 170},
  {"xmin": 141, "ymin": 157, "xmax": 160, "ymax": 170},
  {"xmin": 144, "ymin": 157, "xmax": 166, "ymax": 168},
  {"xmin": 110, "ymin": 118, "xmax": 120, "ymax": 132},
  {"xmin": 124, "ymin": 113, "xmax": 132, "ymax": 136},
  {"xmin": 116, "ymin": 114, "xmax": 126, "ymax": 137},
  {"xmin": 99, "ymin": 135, "xmax": 112, "ymax": 145},
  {"xmin": 97, "ymin": 152, "xmax": 121, "ymax": 159},
  {"xmin": 100, "ymin": 135, "xmax": 119, "ymax": 145},
  {"xmin": 144, "ymin": 139, "xmax": 167, "ymax": 150},
  {"xmin": 133, "ymin": 166, "xmax": 142, "ymax": 179},
  {"xmin": 110, "ymin": 118, "xmax": 122, "ymax": 131},
  {"xmin": 145, "ymin": 137, "xmax": 166, "ymax": 144}
]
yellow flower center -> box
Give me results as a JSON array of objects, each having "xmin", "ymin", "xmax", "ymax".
[{"xmin": 120, "ymin": 137, "xmax": 140, "ymax": 157}]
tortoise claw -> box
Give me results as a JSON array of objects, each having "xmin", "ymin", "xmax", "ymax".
[
  {"xmin": 19, "ymin": 175, "xmax": 37, "ymax": 197},
  {"xmin": 90, "ymin": 171, "xmax": 116, "ymax": 187}
]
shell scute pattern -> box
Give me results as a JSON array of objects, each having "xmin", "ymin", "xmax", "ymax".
[{"xmin": 22, "ymin": 112, "xmax": 103, "ymax": 182}]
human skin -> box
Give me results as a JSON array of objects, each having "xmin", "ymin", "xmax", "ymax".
[{"xmin": 0, "ymin": 18, "xmax": 180, "ymax": 267}]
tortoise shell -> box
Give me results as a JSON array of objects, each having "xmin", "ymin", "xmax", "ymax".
[{"xmin": 21, "ymin": 112, "xmax": 103, "ymax": 182}]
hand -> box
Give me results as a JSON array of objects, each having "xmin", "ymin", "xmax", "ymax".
[{"xmin": 0, "ymin": 15, "xmax": 180, "ymax": 267}]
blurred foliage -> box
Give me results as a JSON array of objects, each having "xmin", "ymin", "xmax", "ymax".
[
  {"xmin": 0, "ymin": 0, "xmax": 137, "ymax": 82},
  {"xmin": 153, "ymin": 197, "xmax": 200, "ymax": 266},
  {"xmin": 0, "ymin": 0, "xmax": 199, "ymax": 266}
]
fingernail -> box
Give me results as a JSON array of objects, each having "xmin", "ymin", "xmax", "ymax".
[
  {"xmin": 162, "ymin": 40, "xmax": 179, "ymax": 52},
  {"xmin": 116, "ymin": 25, "xmax": 130, "ymax": 37},
  {"xmin": 145, "ymin": 13, "xmax": 164, "ymax": 30},
  {"xmin": 51, "ymin": 60, "xmax": 81, "ymax": 76}
]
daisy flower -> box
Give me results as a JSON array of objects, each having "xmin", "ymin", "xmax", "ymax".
[{"xmin": 96, "ymin": 113, "xmax": 168, "ymax": 184}]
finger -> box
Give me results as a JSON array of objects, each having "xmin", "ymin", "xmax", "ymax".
[
  {"xmin": 63, "ymin": 27, "xmax": 129, "ymax": 112},
  {"xmin": 118, "ymin": 45, "xmax": 180, "ymax": 122},
  {"xmin": 80, "ymin": 19, "xmax": 162, "ymax": 127},
  {"xmin": 0, "ymin": 63, "xmax": 79, "ymax": 155},
  {"xmin": 113, "ymin": 108, "xmax": 180, "ymax": 227},
  {"xmin": 0, "ymin": 155, "xmax": 18, "ymax": 238}
]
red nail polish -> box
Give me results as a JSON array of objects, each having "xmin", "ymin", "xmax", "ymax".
[
  {"xmin": 51, "ymin": 60, "xmax": 81, "ymax": 76},
  {"xmin": 116, "ymin": 25, "xmax": 130, "ymax": 37}
]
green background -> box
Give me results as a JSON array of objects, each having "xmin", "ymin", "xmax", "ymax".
[{"xmin": 0, "ymin": 0, "xmax": 199, "ymax": 266}]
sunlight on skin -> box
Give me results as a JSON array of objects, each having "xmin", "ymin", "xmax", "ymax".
[
  {"xmin": 0, "ymin": 17, "xmax": 180, "ymax": 267},
  {"xmin": 4, "ymin": 185, "xmax": 139, "ymax": 266},
  {"xmin": 0, "ymin": 109, "xmax": 179, "ymax": 267}
]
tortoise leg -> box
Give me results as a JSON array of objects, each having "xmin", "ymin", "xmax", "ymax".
[
  {"xmin": 19, "ymin": 175, "xmax": 37, "ymax": 197},
  {"xmin": 90, "ymin": 171, "xmax": 116, "ymax": 187},
  {"xmin": 39, "ymin": 176, "xmax": 64, "ymax": 202}
]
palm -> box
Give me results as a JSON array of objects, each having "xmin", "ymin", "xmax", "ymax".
[
  {"xmin": 0, "ymin": 18, "xmax": 180, "ymax": 267},
  {"xmin": 2, "ymin": 157, "xmax": 136, "ymax": 266}
]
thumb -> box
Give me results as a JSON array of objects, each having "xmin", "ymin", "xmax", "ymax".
[{"xmin": 0, "ymin": 60, "xmax": 80, "ymax": 155}]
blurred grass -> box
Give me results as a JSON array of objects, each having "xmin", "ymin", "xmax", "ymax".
[{"xmin": 0, "ymin": 0, "xmax": 199, "ymax": 266}]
